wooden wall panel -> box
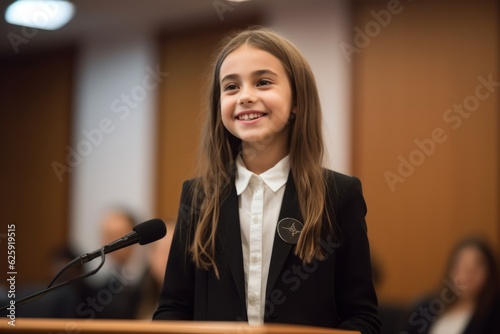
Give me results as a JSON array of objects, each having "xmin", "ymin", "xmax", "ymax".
[
  {"xmin": 0, "ymin": 49, "xmax": 74, "ymax": 284},
  {"xmin": 155, "ymin": 30, "xmax": 225, "ymax": 221},
  {"xmin": 352, "ymin": 0, "xmax": 499, "ymax": 303}
]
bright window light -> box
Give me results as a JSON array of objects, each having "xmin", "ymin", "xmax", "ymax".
[{"xmin": 5, "ymin": 0, "xmax": 75, "ymax": 31}]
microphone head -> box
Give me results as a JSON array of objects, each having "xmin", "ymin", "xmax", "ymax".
[{"xmin": 133, "ymin": 218, "xmax": 167, "ymax": 245}]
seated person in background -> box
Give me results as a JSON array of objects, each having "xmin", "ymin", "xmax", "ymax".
[
  {"xmin": 402, "ymin": 236, "xmax": 500, "ymax": 334},
  {"xmin": 84, "ymin": 208, "xmax": 147, "ymax": 319}
]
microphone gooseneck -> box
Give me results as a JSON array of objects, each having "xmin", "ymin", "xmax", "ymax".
[{"xmin": 0, "ymin": 218, "xmax": 167, "ymax": 312}]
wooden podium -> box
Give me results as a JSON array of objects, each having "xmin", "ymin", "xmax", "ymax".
[{"xmin": 0, "ymin": 318, "xmax": 360, "ymax": 334}]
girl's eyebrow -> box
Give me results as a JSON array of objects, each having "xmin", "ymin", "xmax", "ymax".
[{"xmin": 220, "ymin": 69, "xmax": 278, "ymax": 84}]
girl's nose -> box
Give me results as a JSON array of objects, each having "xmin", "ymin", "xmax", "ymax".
[{"xmin": 238, "ymin": 87, "xmax": 256, "ymax": 105}]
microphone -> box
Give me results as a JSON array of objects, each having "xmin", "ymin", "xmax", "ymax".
[
  {"xmin": 0, "ymin": 218, "xmax": 167, "ymax": 312},
  {"xmin": 77, "ymin": 218, "xmax": 166, "ymax": 265}
]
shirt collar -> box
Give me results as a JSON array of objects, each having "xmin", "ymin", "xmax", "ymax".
[{"xmin": 235, "ymin": 154, "xmax": 290, "ymax": 195}]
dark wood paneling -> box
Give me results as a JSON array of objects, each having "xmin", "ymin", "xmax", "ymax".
[
  {"xmin": 351, "ymin": 0, "xmax": 499, "ymax": 302},
  {"xmin": 0, "ymin": 48, "xmax": 74, "ymax": 284}
]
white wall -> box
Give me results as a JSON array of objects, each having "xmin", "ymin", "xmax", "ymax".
[
  {"xmin": 267, "ymin": 0, "xmax": 352, "ymax": 173},
  {"xmin": 69, "ymin": 34, "xmax": 157, "ymax": 254}
]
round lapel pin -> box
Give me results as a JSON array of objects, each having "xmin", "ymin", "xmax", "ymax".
[{"xmin": 277, "ymin": 218, "xmax": 304, "ymax": 245}]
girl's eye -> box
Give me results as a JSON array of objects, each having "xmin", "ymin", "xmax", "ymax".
[
  {"xmin": 257, "ymin": 79, "xmax": 272, "ymax": 86},
  {"xmin": 224, "ymin": 83, "xmax": 238, "ymax": 91}
]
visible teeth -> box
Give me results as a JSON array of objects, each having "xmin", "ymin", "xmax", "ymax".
[{"xmin": 238, "ymin": 113, "xmax": 263, "ymax": 121}]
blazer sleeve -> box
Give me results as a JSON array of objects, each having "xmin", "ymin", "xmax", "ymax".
[
  {"xmin": 153, "ymin": 180, "xmax": 196, "ymax": 320},
  {"xmin": 333, "ymin": 175, "xmax": 381, "ymax": 334}
]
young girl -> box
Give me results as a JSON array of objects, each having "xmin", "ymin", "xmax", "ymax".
[{"xmin": 153, "ymin": 28, "xmax": 381, "ymax": 334}]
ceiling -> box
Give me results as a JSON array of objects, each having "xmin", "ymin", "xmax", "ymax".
[{"xmin": 0, "ymin": 0, "xmax": 264, "ymax": 57}]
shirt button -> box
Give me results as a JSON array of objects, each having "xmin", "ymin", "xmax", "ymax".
[
  {"xmin": 251, "ymin": 255, "xmax": 260, "ymax": 263},
  {"xmin": 248, "ymin": 294, "xmax": 258, "ymax": 305},
  {"xmin": 251, "ymin": 216, "xmax": 259, "ymax": 224}
]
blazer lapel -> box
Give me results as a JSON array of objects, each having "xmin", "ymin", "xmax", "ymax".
[
  {"xmin": 217, "ymin": 184, "xmax": 246, "ymax": 306},
  {"xmin": 266, "ymin": 172, "xmax": 302, "ymax": 299}
]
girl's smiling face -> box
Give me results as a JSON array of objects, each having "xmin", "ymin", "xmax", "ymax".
[{"xmin": 219, "ymin": 44, "xmax": 294, "ymax": 149}]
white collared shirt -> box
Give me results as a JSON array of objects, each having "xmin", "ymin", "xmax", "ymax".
[
  {"xmin": 235, "ymin": 154, "xmax": 290, "ymax": 325},
  {"xmin": 429, "ymin": 309, "xmax": 472, "ymax": 334}
]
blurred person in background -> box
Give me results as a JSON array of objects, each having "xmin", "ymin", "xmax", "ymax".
[
  {"xmin": 2, "ymin": 210, "xmax": 164, "ymax": 319},
  {"xmin": 402, "ymin": 236, "xmax": 500, "ymax": 334},
  {"xmin": 84, "ymin": 208, "xmax": 148, "ymax": 319},
  {"xmin": 100, "ymin": 209, "xmax": 138, "ymax": 270}
]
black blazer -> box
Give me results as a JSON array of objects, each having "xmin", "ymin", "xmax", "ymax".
[{"xmin": 153, "ymin": 170, "xmax": 381, "ymax": 334}]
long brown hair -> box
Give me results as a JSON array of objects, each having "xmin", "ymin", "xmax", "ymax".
[{"xmin": 190, "ymin": 27, "xmax": 330, "ymax": 277}]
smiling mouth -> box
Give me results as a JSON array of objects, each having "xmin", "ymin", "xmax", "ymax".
[{"xmin": 237, "ymin": 113, "xmax": 266, "ymax": 121}]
